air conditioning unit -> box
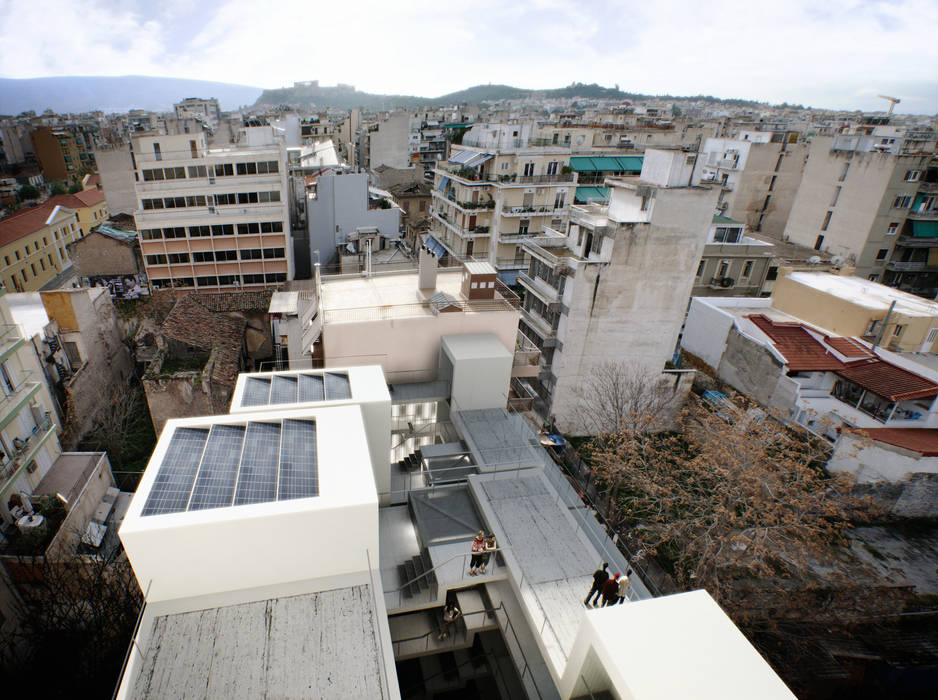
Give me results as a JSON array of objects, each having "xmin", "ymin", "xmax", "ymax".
[{"xmin": 208, "ymin": 206, "xmax": 215, "ymax": 213}]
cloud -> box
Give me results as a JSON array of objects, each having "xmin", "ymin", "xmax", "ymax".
[{"xmin": 0, "ymin": 0, "xmax": 934, "ymax": 113}]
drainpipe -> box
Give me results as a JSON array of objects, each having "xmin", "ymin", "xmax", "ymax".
[{"xmin": 872, "ymin": 300, "xmax": 896, "ymax": 349}]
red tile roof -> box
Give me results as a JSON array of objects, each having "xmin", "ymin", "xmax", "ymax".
[
  {"xmin": 746, "ymin": 314, "xmax": 938, "ymax": 402},
  {"xmin": 46, "ymin": 190, "xmax": 107, "ymax": 209},
  {"xmin": 836, "ymin": 362, "xmax": 938, "ymax": 402},
  {"xmin": 747, "ymin": 314, "xmax": 844, "ymax": 371},
  {"xmin": 0, "ymin": 202, "xmax": 75, "ymax": 247},
  {"xmin": 847, "ymin": 428, "xmax": 938, "ymax": 456},
  {"xmin": 160, "ymin": 295, "xmax": 246, "ymax": 386}
]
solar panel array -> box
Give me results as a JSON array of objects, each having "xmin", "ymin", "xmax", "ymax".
[
  {"xmin": 141, "ymin": 419, "xmax": 319, "ymax": 516},
  {"xmin": 240, "ymin": 371, "xmax": 351, "ymax": 407}
]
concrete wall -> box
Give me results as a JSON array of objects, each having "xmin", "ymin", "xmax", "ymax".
[
  {"xmin": 368, "ymin": 112, "xmax": 411, "ymax": 169},
  {"xmin": 728, "ymin": 141, "xmax": 807, "ymax": 238},
  {"xmin": 142, "ymin": 359, "xmax": 230, "ymax": 435},
  {"xmin": 680, "ymin": 297, "xmax": 738, "ymax": 371},
  {"xmin": 550, "ymin": 185, "xmax": 719, "ymax": 430},
  {"xmin": 46, "ymin": 453, "xmax": 114, "ymax": 557},
  {"xmin": 70, "ymin": 231, "xmax": 141, "ymax": 278},
  {"xmin": 94, "ymin": 146, "xmax": 138, "ymax": 215},
  {"xmin": 323, "ymin": 310, "xmax": 519, "ymax": 384},
  {"xmin": 828, "ymin": 432, "xmax": 938, "ymax": 483},
  {"xmin": 307, "ymin": 173, "xmax": 400, "ymax": 259},
  {"xmin": 716, "ymin": 325, "xmax": 787, "ymax": 408}
]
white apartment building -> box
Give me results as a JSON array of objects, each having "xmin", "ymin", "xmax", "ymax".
[
  {"xmin": 518, "ymin": 148, "xmax": 719, "ymax": 430},
  {"xmin": 429, "ymin": 144, "xmax": 577, "ymax": 283},
  {"xmin": 133, "ymin": 128, "xmax": 292, "ymax": 291},
  {"xmin": 173, "ymin": 97, "xmax": 222, "ymax": 132}
]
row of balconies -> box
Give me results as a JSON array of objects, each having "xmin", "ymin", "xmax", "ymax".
[{"xmin": 501, "ymin": 205, "xmax": 567, "ymax": 217}]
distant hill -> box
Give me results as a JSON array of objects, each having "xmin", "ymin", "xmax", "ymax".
[
  {"xmin": 0, "ymin": 76, "xmax": 263, "ymax": 115},
  {"xmin": 254, "ymin": 81, "xmax": 763, "ymax": 110}
]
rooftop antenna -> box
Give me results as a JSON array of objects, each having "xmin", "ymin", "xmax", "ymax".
[{"xmin": 877, "ymin": 95, "xmax": 900, "ymax": 116}]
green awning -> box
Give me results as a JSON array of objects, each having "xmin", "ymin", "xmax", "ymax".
[
  {"xmin": 911, "ymin": 220, "xmax": 938, "ymax": 238},
  {"xmin": 575, "ymin": 186, "xmax": 609, "ymax": 203},
  {"xmin": 569, "ymin": 155, "xmax": 644, "ymax": 173},
  {"xmin": 712, "ymin": 214, "xmax": 742, "ymax": 225}
]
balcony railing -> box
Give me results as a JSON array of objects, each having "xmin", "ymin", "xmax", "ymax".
[
  {"xmin": 513, "ymin": 331, "xmax": 541, "ymax": 368},
  {"xmin": 518, "ymin": 272, "xmax": 563, "ymax": 308},
  {"xmin": 495, "ymin": 257, "xmax": 528, "ymax": 270},
  {"xmin": 0, "ymin": 413, "xmax": 54, "ymax": 489},
  {"xmin": 0, "ymin": 323, "xmax": 22, "ymax": 347},
  {"xmin": 886, "ymin": 260, "xmax": 928, "ymax": 271},
  {"xmin": 501, "ymin": 205, "xmax": 567, "ymax": 216},
  {"xmin": 0, "ymin": 371, "xmax": 38, "ymax": 416}
]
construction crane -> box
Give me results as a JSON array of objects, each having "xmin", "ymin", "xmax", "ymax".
[{"xmin": 877, "ymin": 95, "xmax": 901, "ymax": 115}]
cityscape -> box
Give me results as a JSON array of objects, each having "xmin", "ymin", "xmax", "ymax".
[{"xmin": 0, "ymin": 1, "xmax": 936, "ymax": 699}]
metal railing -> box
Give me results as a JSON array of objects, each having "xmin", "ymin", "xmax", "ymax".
[
  {"xmin": 513, "ymin": 331, "xmax": 541, "ymax": 367},
  {"xmin": 0, "ymin": 412, "xmax": 53, "ymax": 486},
  {"xmin": 502, "ymin": 204, "xmax": 566, "ymax": 216},
  {"xmin": 385, "ymin": 548, "xmax": 507, "ymax": 612},
  {"xmin": 0, "ymin": 371, "xmax": 36, "ymax": 415},
  {"xmin": 111, "ymin": 579, "xmax": 151, "ymax": 700}
]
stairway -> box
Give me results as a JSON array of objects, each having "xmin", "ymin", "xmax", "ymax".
[
  {"xmin": 397, "ymin": 547, "xmax": 438, "ymax": 600},
  {"xmin": 395, "ymin": 447, "xmax": 423, "ymax": 473}
]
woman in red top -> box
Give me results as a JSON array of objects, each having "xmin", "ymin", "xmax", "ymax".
[
  {"xmin": 468, "ymin": 531, "xmax": 485, "ymax": 575},
  {"xmin": 602, "ymin": 573, "xmax": 621, "ymax": 606}
]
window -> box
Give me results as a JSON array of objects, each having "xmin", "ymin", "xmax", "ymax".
[
  {"xmin": 523, "ymin": 162, "xmax": 535, "ymax": 177},
  {"xmin": 190, "ymin": 140, "xmax": 198, "ymax": 158},
  {"xmin": 39, "ymin": 259, "xmax": 44, "ymax": 271},
  {"xmin": 265, "ymin": 272, "xmax": 287, "ymax": 284},
  {"xmin": 153, "ymin": 143, "xmax": 162, "ymax": 161},
  {"xmin": 242, "ymin": 274, "xmax": 265, "ymax": 284},
  {"xmin": 886, "ymin": 222, "xmax": 899, "ymax": 235},
  {"xmin": 518, "ymin": 219, "xmax": 529, "ymax": 235},
  {"xmin": 814, "ymin": 234, "xmax": 825, "ymax": 250},
  {"xmin": 742, "ymin": 260, "xmax": 754, "ymax": 278},
  {"xmin": 262, "ymin": 247, "xmax": 285, "ymax": 259},
  {"xmin": 717, "ymin": 261, "xmax": 730, "ymax": 278},
  {"xmin": 554, "ymin": 191, "xmax": 565, "ymax": 209},
  {"xmin": 14, "ymin": 251, "xmax": 19, "ymax": 261},
  {"xmin": 30, "ymin": 263, "xmax": 36, "ymax": 276},
  {"xmin": 259, "ymin": 221, "xmax": 283, "ymax": 233},
  {"xmin": 188, "ymin": 225, "xmax": 212, "ymax": 237},
  {"xmin": 237, "ymin": 222, "xmax": 260, "ymax": 235},
  {"xmin": 696, "ymin": 260, "xmax": 706, "ymax": 278},
  {"xmin": 546, "ymin": 161, "xmax": 559, "ymax": 175},
  {"xmin": 838, "ymin": 162, "xmax": 849, "ymax": 182},
  {"xmin": 893, "ymin": 324, "xmax": 904, "ymax": 337},
  {"xmin": 146, "ymin": 254, "xmax": 167, "ymax": 265},
  {"xmin": 868, "ymin": 274, "xmax": 879, "ymax": 282},
  {"xmin": 2, "ymin": 256, "xmax": 7, "ymax": 266},
  {"xmin": 196, "ymin": 276, "xmax": 218, "ymax": 287},
  {"xmin": 876, "ymin": 249, "xmax": 888, "ymax": 260},
  {"xmin": 236, "ymin": 162, "xmax": 257, "ymax": 175},
  {"xmin": 218, "ymin": 275, "xmax": 240, "ymax": 286},
  {"xmin": 167, "ymin": 253, "xmax": 190, "ymax": 264},
  {"xmin": 214, "ymin": 249, "xmax": 238, "ymax": 261},
  {"xmin": 831, "ymin": 186, "xmax": 841, "ymax": 207},
  {"xmin": 905, "ymin": 170, "xmax": 921, "ymax": 182},
  {"xmin": 712, "ymin": 226, "xmax": 741, "ymax": 243},
  {"xmin": 211, "ymin": 224, "xmax": 234, "ymax": 236},
  {"xmin": 192, "ymin": 251, "xmax": 213, "ymax": 263},
  {"xmin": 768, "ymin": 175, "xmax": 777, "ymax": 192},
  {"xmin": 214, "ymin": 163, "xmax": 234, "ymax": 177},
  {"xmin": 239, "ymin": 248, "xmax": 262, "ymax": 260},
  {"xmin": 188, "ymin": 165, "xmax": 207, "ymax": 178},
  {"xmin": 821, "ymin": 211, "xmax": 833, "ymax": 231},
  {"xmin": 893, "ymin": 195, "xmax": 912, "ymax": 209}
]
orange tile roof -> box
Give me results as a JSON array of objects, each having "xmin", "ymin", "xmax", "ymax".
[
  {"xmin": 836, "ymin": 362, "xmax": 938, "ymax": 402},
  {"xmin": 747, "ymin": 314, "xmax": 844, "ymax": 371},
  {"xmin": 824, "ymin": 336, "xmax": 875, "ymax": 359},
  {"xmin": 0, "ymin": 202, "xmax": 75, "ymax": 247},
  {"xmin": 46, "ymin": 190, "xmax": 106, "ymax": 209},
  {"xmin": 847, "ymin": 428, "xmax": 938, "ymax": 456}
]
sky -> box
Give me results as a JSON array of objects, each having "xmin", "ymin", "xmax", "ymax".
[{"xmin": 0, "ymin": 0, "xmax": 936, "ymax": 114}]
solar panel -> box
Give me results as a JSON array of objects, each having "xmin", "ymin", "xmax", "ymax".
[
  {"xmin": 141, "ymin": 428, "xmax": 209, "ymax": 516},
  {"xmin": 278, "ymin": 420, "xmax": 319, "ymax": 501},
  {"xmin": 298, "ymin": 373, "xmax": 325, "ymax": 402},
  {"xmin": 269, "ymin": 375, "xmax": 298, "ymax": 404},
  {"xmin": 233, "ymin": 422, "xmax": 281, "ymax": 505},
  {"xmin": 241, "ymin": 377, "xmax": 271, "ymax": 407},
  {"xmin": 188, "ymin": 425, "xmax": 246, "ymax": 511},
  {"xmin": 324, "ymin": 372, "xmax": 351, "ymax": 400}
]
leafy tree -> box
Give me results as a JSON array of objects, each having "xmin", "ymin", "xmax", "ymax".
[
  {"xmin": 17, "ymin": 184, "xmax": 40, "ymax": 200},
  {"xmin": 49, "ymin": 180, "xmax": 67, "ymax": 196},
  {"xmin": 68, "ymin": 182, "xmax": 83, "ymax": 194}
]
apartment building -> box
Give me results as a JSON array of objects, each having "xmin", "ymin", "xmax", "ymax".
[
  {"xmin": 29, "ymin": 126, "xmax": 93, "ymax": 183},
  {"xmin": 429, "ymin": 144, "xmax": 577, "ymax": 283},
  {"xmin": 692, "ymin": 132, "xmax": 808, "ymax": 238},
  {"xmin": 782, "ymin": 130, "xmax": 937, "ymax": 283},
  {"xmin": 173, "ymin": 97, "xmax": 221, "ymax": 132},
  {"xmin": 518, "ymin": 148, "xmax": 718, "ymax": 430},
  {"xmin": 113, "ymin": 355, "xmax": 793, "ymax": 699},
  {"xmin": 46, "ymin": 189, "xmax": 108, "ymax": 236},
  {"xmin": 881, "ymin": 156, "xmax": 938, "ymax": 296},
  {"xmin": 0, "ymin": 202, "xmax": 80, "ymax": 292},
  {"xmin": 692, "ymin": 215, "xmax": 775, "ymax": 297},
  {"xmin": 133, "ymin": 129, "xmax": 292, "ymax": 292}
]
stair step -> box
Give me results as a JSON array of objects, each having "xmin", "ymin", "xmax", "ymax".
[
  {"xmin": 412, "ymin": 555, "xmax": 430, "ymax": 590},
  {"xmin": 397, "ymin": 564, "xmax": 411, "ymax": 599}
]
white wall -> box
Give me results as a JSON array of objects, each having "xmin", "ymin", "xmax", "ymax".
[
  {"xmin": 441, "ymin": 334, "xmax": 512, "ymax": 411},
  {"xmin": 828, "ymin": 432, "xmax": 938, "ymax": 483},
  {"xmin": 119, "ymin": 405, "xmax": 379, "ymax": 603},
  {"xmin": 307, "ymin": 173, "xmax": 400, "ymax": 256},
  {"xmin": 681, "ymin": 297, "xmax": 739, "ymax": 370}
]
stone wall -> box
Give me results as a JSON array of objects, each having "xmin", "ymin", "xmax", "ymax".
[{"xmin": 716, "ymin": 325, "xmax": 785, "ymax": 407}]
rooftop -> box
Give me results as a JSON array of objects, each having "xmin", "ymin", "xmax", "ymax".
[
  {"xmin": 847, "ymin": 427, "xmax": 938, "ymax": 456},
  {"xmin": 0, "ymin": 202, "xmax": 75, "ymax": 247},
  {"xmin": 784, "ymin": 271, "xmax": 938, "ymax": 317},
  {"xmin": 160, "ymin": 295, "xmax": 246, "ymax": 386},
  {"xmin": 46, "ymin": 189, "xmax": 107, "ymax": 209}
]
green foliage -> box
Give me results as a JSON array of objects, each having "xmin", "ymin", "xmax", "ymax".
[
  {"xmin": 376, "ymin": 197, "xmax": 391, "ymax": 209},
  {"xmin": 67, "ymin": 182, "xmax": 83, "ymax": 194},
  {"xmin": 17, "ymin": 183, "xmax": 40, "ymax": 200},
  {"xmin": 49, "ymin": 180, "xmax": 67, "ymax": 195}
]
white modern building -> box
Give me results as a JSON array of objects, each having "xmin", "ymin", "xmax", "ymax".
[
  {"xmin": 115, "ymin": 350, "xmax": 795, "ymax": 699},
  {"xmin": 133, "ymin": 128, "xmax": 292, "ymax": 291}
]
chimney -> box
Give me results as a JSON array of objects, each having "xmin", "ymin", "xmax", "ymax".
[{"xmin": 418, "ymin": 245, "xmax": 438, "ymax": 291}]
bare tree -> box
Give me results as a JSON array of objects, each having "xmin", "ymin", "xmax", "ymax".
[{"xmin": 571, "ymin": 361, "xmax": 688, "ymax": 436}]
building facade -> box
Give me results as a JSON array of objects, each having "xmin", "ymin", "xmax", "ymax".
[
  {"xmin": 0, "ymin": 202, "xmax": 80, "ymax": 292},
  {"xmin": 133, "ymin": 129, "xmax": 292, "ymax": 292}
]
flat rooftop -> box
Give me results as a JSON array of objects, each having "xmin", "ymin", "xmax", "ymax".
[
  {"xmin": 785, "ymin": 271, "xmax": 938, "ymax": 317},
  {"xmin": 132, "ymin": 585, "xmax": 389, "ymax": 699},
  {"xmin": 321, "ymin": 268, "xmax": 516, "ymax": 322}
]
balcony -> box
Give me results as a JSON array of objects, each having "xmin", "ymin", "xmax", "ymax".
[
  {"xmin": 501, "ymin": 205, "xmax": 567, "ymax": 217},
  {"xmin": 0, "ymin": 323, "xmax": 24, "ymax": 355},
  {"xmin": 498, "ymin": 231, "xmax": 544, "ymax": 244},
  {"xmin": 522, "ymin": 307, "xmax": 557, "ymax": 340},
  {"xmin": 508, "ymin": 377, "xmax": 538, "ymax": 411},
  {"xmin": 518, "ymin": 272, "xmax": 563, "ymax": 310},
  {"xmin": 0, "ymin": 413, "xmax": 55, "ymax": 494},
  {"xmin": 0, "ymin": 371, "xmax": 41, "ymax": 420},
  {"xmin": 907, "ymin": 207, "xmax": 938, "ymax": 220},
  {"xmin": 494, "ymin": 257, "xmax": 527, "ymax": 270},
  {"xmin": 512, "ymin": 331, "xmax": 541, "ymax": 379},
  {"xmin": 886, "ymin": 260, "xmax": 928, "ymax": 271}
]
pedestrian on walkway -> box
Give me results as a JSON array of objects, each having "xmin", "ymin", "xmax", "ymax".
[
  {"xmin": 602, "ymin": 572, "xmax": 621, "ymax": 606},
  {"xmin": 617, "ymin": 569, "xmax": 633, "ymax": 604},
  {"xmin": 584, "ymin": 562, "xmax": 609, "ymax": 607},
  {"xmin": 480, "ymin": 532, "xmax": 497, "ymax": 574},
  {"xmin": 468, "ymin": 530, "xmax": 485, "ymax": 575},
  {"xmin": 438, "ymin": 600, "xmax": 461, "ymax": 640}
]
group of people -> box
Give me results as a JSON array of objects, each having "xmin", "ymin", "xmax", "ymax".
[
  {"xmin": 584, "ymin": 562, "xmax": 633, "ymax": 607},
  {"xmin": 468, "ymin": 530, "xmax": 497, "ymax": 575}
]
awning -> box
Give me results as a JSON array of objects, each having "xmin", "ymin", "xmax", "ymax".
[
  {"xmin": 569, "ymin": 155, "xmax": 643, "ymax": 173},
  {"xmin": 438, "ymin": 176, "xmax": 450, "ymax": 191},
  {"xmin": 912, "ymin": 221, "xmax": 938, "ymax": 238},
  {"xmin": 712, "ymin": 214, "xmax": 742, "ymax": 225},
  {"xmin": 574, "ymin": 186, "xmax": 610, "ymax": 203},
  {"xmin": 613, "ymin": 156, "xmax": 643, "ymax": 172},
  {"xmin": 463, "ymin": 152, "xmax": 493, "ymax": 168},
  {"xmin": 424, "ymin": 234, "xmax": 446, "ymax": 258},
  {"xmin": 449, "ymin": 150, "xmax": 477, "ymax": 165}
]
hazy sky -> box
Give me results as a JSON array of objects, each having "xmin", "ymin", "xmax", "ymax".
[{"xmin": 1, "ymin": 0, "xmax": 935, "ymax": 113}]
